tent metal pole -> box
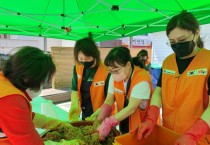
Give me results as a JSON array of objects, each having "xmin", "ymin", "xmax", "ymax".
[{"xmin": 44, "ymin": 37, "xmax": 47, "ymax": 52}]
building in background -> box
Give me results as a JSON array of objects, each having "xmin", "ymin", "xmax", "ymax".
[
  {"xmin": 0, "ymin": 35, "xmax": 76, "ymax": 55},
  {"xmin": 1, "ymin": 23, "xmax": 210, "ymax": 64}
]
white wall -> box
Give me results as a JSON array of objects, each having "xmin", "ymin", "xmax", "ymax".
[
  {"xmin": 1, "ymin": 24, "xmax": 210, "ymax": 57},
  {"xmin": 149, "ymin": 32, "xmax": 173, "ymax": 63},
  {"xmin": 46, "ymin": 38, "xmax": 62, "ymax": 52},
  {"xmin": 62, "ymin": 40, "xmax": 76, "ymax": 47},
  {"xmin": 150, "ymin": 24, "xmax": 210, "ymax": 64},
  {"xmin": 200, "ymin": 24, "xmax": 210, "ymax": 50},
  {"xmin": 0, "ymin": 36, "xmax": 44, "ymax": 54},
  {"xmin": 46, "ymin": 39, "xmax": 75, "ymax": 51},
  {"xmin": 0, "ymin": 36, "xmax": 76, "ymax": 55},
  {"xmin": 12, "ymin": 35, "xmax": 44, "ymax": 50}
]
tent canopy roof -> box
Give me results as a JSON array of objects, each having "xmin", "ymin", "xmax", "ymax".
[{"xmin": 0, "ymin": 0, "xmax": 210, "ymax": 41}]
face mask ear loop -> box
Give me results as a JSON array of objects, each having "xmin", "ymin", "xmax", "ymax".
[
  {"xmin": 192, "ymin": 33, "xmax": 196, "ymax": 42},
  {"xmin": 189, "ymin": 33, "xmax": 196, "ymax": 51}
]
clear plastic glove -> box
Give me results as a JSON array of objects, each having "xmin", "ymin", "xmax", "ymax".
[
  {"xmin": 85, "ymin": 109, "xmax": 100, "ymax": 121},
  {"xmin": 44, "ymin": 139, "xmax": 85, "ymax": 145},
  {"xmin": 85, "ymin": 116, "xmax": 96, "ymax": 121},
  {"xmin": 137, "ymin": 105, "xmax": 159, "ymax": 140},
  {"xmin": 60, "ymin": 139, "xmax": 85, "ymax": 145},
  {"xmin": 69, "ymin": 104, "xmax": 80, "ymax": 121},
  {"xmin": 33, "ymin": 113, "xmax": 71, "ymax": 130},
  {"xmin": 97, "ymin": 115, "xmax": 119, "ymax": 141},
  {"xmin": 97, "ymin": 103, "xmax": 112, "ymax": 122},
  {"xmin": 44, "ymin": 140, "xmax": 59, "ymax": 145},
  {"xmin": 174, "ymin": 118, "xmax": 209, "ymax": 145}
]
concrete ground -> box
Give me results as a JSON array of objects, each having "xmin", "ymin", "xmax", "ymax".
[
  {"xmin": 56, "ymin": 101, "xmax": 71, "ymax": 112},
  {"xmin": 40, "ymin": 88, "xmax": 72, "ymax": 113},
  {"xmin": 40, "ymin": 88, "xmax": 71, "ymax": 104}
]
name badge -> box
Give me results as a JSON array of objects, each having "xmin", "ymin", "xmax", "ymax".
[
  {"xmin": 94, "ymin": 81, "xmax": 105, "ymax": 87},
  {"xmin": 187, "ymin": 68, "xmax": 207, "ymax": 76},
  {"xmin": 114, "ymin": 88, "xmax": 123, "ymax": 94},
  {"xmin": 163, "ymin": 69, "xmax": 175, "ymax": 75}
]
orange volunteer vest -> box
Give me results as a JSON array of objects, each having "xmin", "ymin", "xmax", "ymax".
[
  {"xmin": 0, "ymin": 72, "xmax": 32, "ymax": 145},
  {"xmin": 76, "ymin": 62, "xmax": 109, "ymax": 112},
  {"xmin": 114, "ymin": 66, "xmax": 153, "ymax": 131},
  {"xmin": 162, "ymin": 48, "xmax": 210, "ymax": 144}
]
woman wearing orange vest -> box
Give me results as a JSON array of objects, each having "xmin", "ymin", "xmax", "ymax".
[
  {"xmin": 68, "ymin": 37, "xmax": 111, "ymax": 121},
  {"xmin": 137, "ymin": 12, "xmax": 210, "ymax": 145},
  {"xmin": 0, "ymin": 46, "xmax": 83, "ymax": 145},
  {"xmin": 95, "ymin": 46, "xmax": 153, "ymax": 140},
  {"xmin": 137, "ymin": 49, "xmax": 152, "ymax": 74}
]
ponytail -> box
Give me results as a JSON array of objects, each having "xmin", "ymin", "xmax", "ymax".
[{"xmin": 132, "ymin": 57, "xmax": 144, "ymax": 69}]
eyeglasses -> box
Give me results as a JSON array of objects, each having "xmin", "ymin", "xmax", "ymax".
[
  {"xmin": 108, "ymin": 67, "xmax": 123, "ymax": 74},
  {"xmin": 166, "ymin": 33, "xmax": 195, "ymax": 46}
]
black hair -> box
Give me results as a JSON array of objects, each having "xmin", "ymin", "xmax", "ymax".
[
  {"xmin": 104, "ymin": 46, "xmax": 144, "ymax": 68},
  {"xmin": 2, "ymin": 46, "xmax": 56, "ymax": 91},
  {"xmin": 137, "ymin": 49, "xmax": 148, "ymax": 57},
  {"xmin": 166, "ymin": 12, "xmax": 203, "ymax": 48},
  {"xmin": 74, "ymin": 37, "xmax": 100, "ymax": 66},
  {"xmin": 132, "ymin": 57, "xmax": 144, "ymax": 68}
]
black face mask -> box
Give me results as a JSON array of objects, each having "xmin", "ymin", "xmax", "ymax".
[
  {"xmin": 171, "ymin": 40, "xmax": 195, "ymax": 57},
  {"xmin": 80, "ymin": 59, "xmax": 95, "ymax": 69}
]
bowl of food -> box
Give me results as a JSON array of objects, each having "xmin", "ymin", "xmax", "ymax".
[{"xmin": 41, "ymin": 120, "xmax": 120, "ymax": 145}]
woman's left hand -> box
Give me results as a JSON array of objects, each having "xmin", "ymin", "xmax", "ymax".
[{"xmin": 97, "ymin": 116, "xmax": 119, "ymax": 141}]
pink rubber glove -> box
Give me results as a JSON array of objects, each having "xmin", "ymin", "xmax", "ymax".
[
  {"xmin": 137, "ymin": 105, "xmax": 160, "ymax": 140},
  {"xmin": 97, "ymin": 115, "xmax": 119, "ymax": 141},
  {"xmin": 174, "ymin": 118, "xmax": 209, "ymax": 145},
  {"xmin": 98, "ymin": 103, "xmax": 112, "ymax": 121}
]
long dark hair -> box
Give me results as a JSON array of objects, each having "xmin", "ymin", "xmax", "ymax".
[
  {"xmin": 2, "ymin": 46, "xmax": 56, "ymax": 91},
  {"xmin": 74, "ymin": 37, "xmax": 100, "ymax": 66},
  {"xmin": 137, "ymin": 49, "xmax": 148, "ymax": 58},
  {"xmin": 166, "ymin": 12, "xmax": 203, "ymax": 48},
  {"xmin": 104, "ymin": 46, "xmax": 144, "ymax": 68}
]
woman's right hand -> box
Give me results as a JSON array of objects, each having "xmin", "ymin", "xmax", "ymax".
[
  {"xmin": 136, "ymin": 105, "xmax": 160, "ymax": 140},
  {"xmin": 60, "ymin": 139, "xmax": 85, "ymax": 145},
  {"xmin": 69, "ymin": 91, "xmax": 81, "ymax": 121},
  {"xmin": 85, "ymin": 109, "xmax": 100, "ymax": 121},
  {"xmin": 85, "ymin": 116, "xmax": 96, "ymax": 121},
  {"xmin": 68, "ymin": 105, "xmax": 80, "ymax": 121},
  {"xmin": 44, "ymin": 139, "xmax": 85, "ymax": 145},
  {"xmin": 137, "ymin": 120, "xmax": 155, "ymax": 140}
]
